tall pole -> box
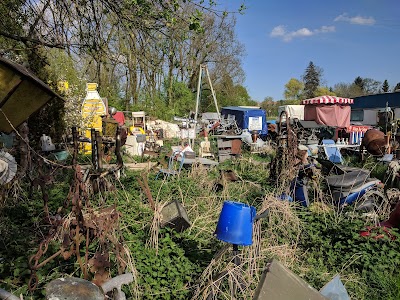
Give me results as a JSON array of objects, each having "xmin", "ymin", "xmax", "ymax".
[
  {"xmin": 194, "ymin": 65, "xmax": 203, "ymax": 124},
  {"xmin": 192, "ymin": 65, "xmax": 203, "ymax": 148},
  {"xmin": 205, "ymin": 65, "xmax": 221, "ymax": 121}
]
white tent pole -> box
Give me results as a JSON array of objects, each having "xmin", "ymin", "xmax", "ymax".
[
  {"xmin": 205, "ymin": 65, "xmax": 221, "ymax": 121},
  {"xmin": 194, "ymin": 64, "xmax": 203, "ymax": 123},
  {"xmin": 192, "ymin": 65, "xmax": 203, "ymax": 148}
]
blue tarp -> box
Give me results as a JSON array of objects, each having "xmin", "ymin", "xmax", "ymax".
[{"xmin": 221, "ymin": 106, "xmax": 268, "ymax": 135}]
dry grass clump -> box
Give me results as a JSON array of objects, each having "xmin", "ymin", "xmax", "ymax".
[
  {"xmin": 256, "ymin": 194, "xmax": 302, "ymax": 267},
  {"xmin": 192, "ymin": 192, "xmax": 304, "ymax": 299}
]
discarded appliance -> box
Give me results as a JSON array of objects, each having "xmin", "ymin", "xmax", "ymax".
[
  {"xmin": 124, "ymin": 135, "xmax": 145, "ymax": 156},
  {"xmin": 0, "ymin": 56, "xmax": 63, "ymax": 133},
  {"xmin": 221, "ymin": 106, "xmax": 268, "ymax": 137}
]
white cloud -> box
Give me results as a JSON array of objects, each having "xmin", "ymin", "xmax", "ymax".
[
  {"xmin": 270, "ymin": 25, "xmax": 286, "ymax": 37},
  {"xmin": 270, "ymin": 25, "xmax": 335, "ymax": 42},
  {"xmin": 334, "ymin": 13, "xmax": 376, "ymax": 25}
]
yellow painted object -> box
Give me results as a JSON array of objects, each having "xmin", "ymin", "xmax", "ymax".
[
  {"xmin": 130, "ymin": 126, "xmax": 145, "ymax": 135},
  {"xmin": 81, "ymin": 83, "xmax": 106, "ymax": 153}
]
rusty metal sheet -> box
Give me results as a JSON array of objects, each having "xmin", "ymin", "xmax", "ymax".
[{"xmin": 0, "ymin": 56, "xmax": 62, "ymax": 133}]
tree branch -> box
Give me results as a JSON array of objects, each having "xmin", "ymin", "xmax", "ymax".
[{"xmin": 0, "ymin": 30, "xmax": 65, "ymax": 49}]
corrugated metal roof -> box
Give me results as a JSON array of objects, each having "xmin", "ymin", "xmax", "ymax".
[
  {"xmin": 352, "ymin": 92, "xmax": 400, "ymax": 109},
  {"xmin": 0, "ymin": 56, "xmax": 63, "ymax": 133}
]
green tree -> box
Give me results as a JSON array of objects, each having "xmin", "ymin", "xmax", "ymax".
[
  {"xmin": 284, "ymin": 78, "xmax": 303, "ymax": 100},
  {"xmin": 260, "ymin": 97, "xmax": 278, "ymax": 117},
  {"xmin": 362, "ymin": 78, "xmax": 381, "ymax": 95},
  {"xmin": 333, "ymin": 82, "xmax": 363, "ymax": 98},
  {"xmin": 302, "ymin": 61, "xmax": 321, "ymax": 99},
  {"xmin": 394, "ymin": 83, "xmax": 400, "ymax": 92},
  {"xmin": 382, "ymin": 80, "xmax": 389, "ymax": 93},
  {"xmin": 315, "ymin": 86, "xmax": 336, "ymax": 97},
  {"xmin": 354, "ymin": 76, "xmax": 365, "ymax": 92}
]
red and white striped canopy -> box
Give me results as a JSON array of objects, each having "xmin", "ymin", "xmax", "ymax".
[{"xmin": 301, "ymin": 95, "xmax": 354, "ymax": 105}]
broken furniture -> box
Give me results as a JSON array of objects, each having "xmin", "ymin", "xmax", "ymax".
[
  {"xmin": 317, "ymin": 158, "xmax": 363, "ymax": 176},
  {"xmin": 177, "ymin": 154, "xmax": 219, "ymax": 169},
  {"xmin": 321, "ymin": 139, "xmax": 345, "ymax": 164},
  {"xmin": 292, "ymin": 119, "xmax": 328, "ymax": 145},
  {"xmin": 217, "ymin": 135, "xmax": 242, "ymax": 162},
  {"xmin": 155, "ymin": 150, "xmax": 185, "ymax": 179},
  {"xmin": 316, "ymin": 139, "xmax": 362, "ymax": 175},
  {"xmin": 199, "ymin": 136, "xmax": 214, "ymax": 158}
]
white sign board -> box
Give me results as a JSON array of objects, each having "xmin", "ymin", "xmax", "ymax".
[
  {"xmin": 248, "ymin": 116, "xmax": 262, "ymax": 131},
  {"xmin": 180, "ymin": 128, "xmax": 196, "ymax": 139}
]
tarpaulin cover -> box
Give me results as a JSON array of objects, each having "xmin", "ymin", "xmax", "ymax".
[
  {"xmin": 112, "ymin": 111, "xmax": 125, "ymax": 126},
  {"xmin": 301, "ymin": 96, "xmax": 353, "ymax": 105},
  {"xmin": 304, "ymin": 105, "xmax": 351, "ymax": 127},
  {"xmin": 278, "ymin": 105, "xmax": 305, "ymax": 120},
  {"xmin": 221, "ymin": 106, "xmax": 268, "ymax": 135},
  {"xmin": 320, "ymin": 275, "xmax": 350, "ymax": 300}
]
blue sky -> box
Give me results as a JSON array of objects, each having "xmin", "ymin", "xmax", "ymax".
[{"xmin": 219, "ymin": 0, "xmax": 400, "ymax": 101}]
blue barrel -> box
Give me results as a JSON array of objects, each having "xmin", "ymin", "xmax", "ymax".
[{"xmin": 215, "ymin": 201, "xmax": 256, "ymax": 246}]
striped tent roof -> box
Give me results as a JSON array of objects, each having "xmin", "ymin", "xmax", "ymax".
[{"xmin": 301, "ymin": 95, "xmax": 354, "ymax": 105}]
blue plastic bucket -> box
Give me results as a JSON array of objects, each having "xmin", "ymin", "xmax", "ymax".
[{"xmin": 215, "ymin": 200, "xmax": 256, "ymax": 246}]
